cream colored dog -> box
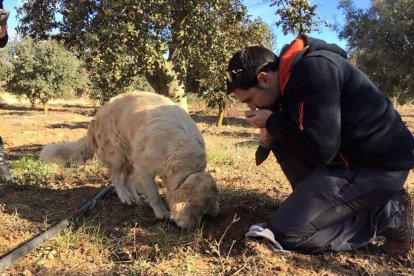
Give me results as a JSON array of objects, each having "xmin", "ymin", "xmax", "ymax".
[{"xmin": 40, "ymin": 92, "xmax": 219, "ymax": 229}]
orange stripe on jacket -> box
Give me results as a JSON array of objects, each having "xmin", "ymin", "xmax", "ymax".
[{"xmin": 278, "ymin": 37, "xmax": 306, "ymax": 95}]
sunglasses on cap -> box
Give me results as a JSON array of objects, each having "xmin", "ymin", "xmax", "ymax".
[
  {"xmin": 225, "ymin": 68, "xmax": 243, "ymax": 84},
  {"xmin": 225, "ymin": 61, "xmax": 278, "ymax": 93}
]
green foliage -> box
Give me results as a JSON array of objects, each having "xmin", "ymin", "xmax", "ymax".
[
  {"xmin": 184, "ymin": 4, "xmax": 274, "ymax": 119},
  {"xmin": 124, "ymin": 258, "xmax": 152, "ymax": 276},
  {"xmin": 0, "ymin": 47, "xmax": 8, "ymax": 83},
  {"xmin": 338, "ymin": 0, "xmax": 414, "ymax": 104},
  {"xmin": 131, "ymin": 75, "xmax": 155, "ymax": 93},
  {"xmin": 8, "ymin": 156, "xmax": 58, "ymax": 187},
  {"xmin": 270, "ymin": 0, "xmax": 330, "ymax": 35},
  {"xmin": 16, "ymin": 0, "xmax": 60, "ymax": 40},
  {"xmin": 56, "ymin": 217, "xmax": 105, "ymax": 249},
  {"xmin": 2, "ymin": 38, "xmax": 89, "ymax": 113},
  {"xmin": 207, "ymin": 145, "xmax": 236, "ymax": 166},
  {"xmin": 16, "ymin": 0, "xmax": 274, "ymax": 111}
]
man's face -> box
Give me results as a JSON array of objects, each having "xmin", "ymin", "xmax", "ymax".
[{"xmin": 232, "ymin": 71, "xmax": 280, "ymax": 110}]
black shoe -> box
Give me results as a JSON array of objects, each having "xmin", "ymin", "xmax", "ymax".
[
  {"xmin": 382, "ymin": 190, "xmax": 413, "ymax": 255},
  {"xmin": 0, "ymin": 136, "xmax": 11, "ymax": 182}
]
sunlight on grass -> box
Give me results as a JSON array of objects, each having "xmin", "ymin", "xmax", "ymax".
[
  {"xmin": 7, "ymin": 156, "xmax": 106, "ymax": 188},
  {"xmin": 8, "ymin": 156, "xmax": 60, "ymax": 187},
  {"xmin": 152, "ymin": 227, "xmax": 178, "ymax": 260},
  {"xmin": 124, "ymin": 257, "xmax": 152, "ymax": 275},
  {"xmin": 206, "ymin": 135, "xmax": 255, "ymax": 168},
  {"xmin": 0, "ymin": 208, "xmax": 33, "ymax": 255},
  {"xmin": 56, "ymin": 218, "xmax": 106, "ymax": 249},
  {"xmin": 405, "ymin": 171, "xmax": 414, "ymax": 194},
  {"xmin": 59, "ymin": 160, "xmax": 106, "ymax": 179},
  {"xmin": 39, "ymin": 214, "xmax": 109, "ymax": 269},
  {"xmin": 1, "ymin": 95, "xmax": 413, "ymax": 274},
  {"xmin": 164, "ymin": 252, "xmax": 197, "ymax": 275}
]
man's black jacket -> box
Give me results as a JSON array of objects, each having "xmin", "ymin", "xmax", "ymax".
[{"xmin": 266, "ymin": 36, "xmax": 414, "ymax": 171}]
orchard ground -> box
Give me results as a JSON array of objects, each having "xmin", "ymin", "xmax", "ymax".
[{"xmin": 0, "ymin": 93, "xmax": 413, "ymax": 275}]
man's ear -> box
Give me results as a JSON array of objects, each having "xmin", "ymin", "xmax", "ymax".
[
  {"xmin": 257, "ymin": 71, "xmax": 272, "ymax": 88},
  {"xmin": 257, "ymin": 71, "xmax": 268, "ymax": 82},
  {"xmin": 258, "ymin": 71, "xmax": 278, "ymax": 90}
]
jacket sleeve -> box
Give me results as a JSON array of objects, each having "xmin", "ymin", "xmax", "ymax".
[{"xmin": 266, "ymin": 56, "xmax": 343, "ymax": 165}]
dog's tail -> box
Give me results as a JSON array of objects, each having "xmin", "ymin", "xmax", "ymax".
[{"xmin": 40, "ymin": 136, "xmax": 94, "ymax": 165}]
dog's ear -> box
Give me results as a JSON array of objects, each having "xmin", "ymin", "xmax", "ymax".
[
  {"xmin": 205, "ymin": 179, "xmax": 219, "ymax": 217},
  {"xmin": 187, "ymin": 173, "xmax": 219, "ymax": 217},
  {"xmin": 169, "ymin": 172, "xmax": 219, "ymax": 229},
  {"xmin": 207, "ymin": 199, "xmax": 219, "ymax": 217},
  {"xmin": 171, "ymin": 201, "xmax": 188, "ymax": 216},
  {"xmin": 169, "ymin": 189, "xmax": 195, "ymax": 229}
]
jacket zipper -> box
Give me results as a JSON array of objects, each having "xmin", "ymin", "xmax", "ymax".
[
  {"xmin": 298, "ymin": 101, "xmax": 304, "ymax": 131},
  {"xmin": 339, "ymin": 152, "xmax": 349, "ymax": 172}
]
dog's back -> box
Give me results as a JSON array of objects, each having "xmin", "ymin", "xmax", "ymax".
[
  {"xmin": 89, "ymin": 92, "xmax": 206, "ymax": 178},
  {"xmin": 41, "ymin": 92, "xmax": 218, "ymax": 227}
]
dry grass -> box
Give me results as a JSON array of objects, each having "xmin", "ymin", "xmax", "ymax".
[{"xmin": 0, "ymin": 93, "xmax": 413, "ymax": 275}]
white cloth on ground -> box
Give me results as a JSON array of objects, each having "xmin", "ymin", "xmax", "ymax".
[{"xmin": 245, "ymin": 223, "xmax": 289, "ymax": 253}]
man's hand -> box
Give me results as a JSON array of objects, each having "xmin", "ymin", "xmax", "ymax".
[
  {"xmin": 0, "ymin": 23, "xmax": 6, "ymax": 39},
  {"xmin": 245, "ymin": 109, "xmax": 273, "ymax": 128},
  {"xmin": 259, "ymin": 128, "xmax": 272, "ymax": 146},
  {"xmin": 0, "ymin": 9, "xmax": 9, "ymax": 40}
]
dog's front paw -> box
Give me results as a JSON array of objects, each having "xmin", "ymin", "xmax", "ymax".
[
  {"xmin": 117, "ymin": 194, "xmax": 133, "ymax": 205},
  {"xmin": 154, "ymin": 206, "xmax": 170, "ymax": 220}
]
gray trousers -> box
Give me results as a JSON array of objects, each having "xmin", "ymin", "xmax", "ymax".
[{"xmin": 269, "ymin": 147, "xmax": 409, "ymax": 253}]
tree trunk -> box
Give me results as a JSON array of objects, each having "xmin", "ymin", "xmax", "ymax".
[
  {"xmin": 216, "ymin": 101, "xmax": 225, "ymax": 127},
  {"xmin": 43, "ymin": 102, "xmax": 48, "ymax": 115},
  {"xmin": 145, "ymin": 61, "xmax": 188, "ymax": 112},
  {"xmin": 391, "ymin": 97, "xmax": 400, "ymax": 112}
]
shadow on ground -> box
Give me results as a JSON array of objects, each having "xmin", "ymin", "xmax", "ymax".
[
  {"xmin": 191, "ymin": 112, "xmax": 248, "ymax": 127},
  {"xmin": 0, "ymin": 104, "xmax": 42, "ymax": 112},
  {"xmin": 6, "ymin": 144, "xmax": 44, "ymax": 161},
  {"xmin": 0, "ymin": 103, "xmax": 96, "ymax": 117},
  {"xmin": 0, "ymin": 184, "xmax": 279, "ymax": 234},
  {"xmin": 47, "ymin": 122, "xmax": 89, "ymax": 130},
  {"xmin": 1, "ymin": 179, "xmax": 409, "ymax": 274}
]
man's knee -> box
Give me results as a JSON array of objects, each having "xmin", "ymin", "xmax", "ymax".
[
  {"xmin": 268, "ymin": 211, "xmax": 313, "ymax": 249},
  {"xmin": 269, "ymin": 220, "xmax": 333, "ymax": 252}
]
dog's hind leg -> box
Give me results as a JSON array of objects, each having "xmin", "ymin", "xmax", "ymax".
[{"xmin": 133, "ymin": 168, "xmax": 170, "ymax": 220}]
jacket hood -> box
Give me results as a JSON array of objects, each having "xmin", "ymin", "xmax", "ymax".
[
  {"xmin": 278, "ymin": 35, "xmax": 347, "ymax": 94},
  {"xmin": 303, "ymin": 36, "xmax": 347, "ymax": 59}
]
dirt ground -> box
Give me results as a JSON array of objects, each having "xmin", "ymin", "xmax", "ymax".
[{"xmin": 0, "ymin": 93, "xmax": 413, "ymax": 275}]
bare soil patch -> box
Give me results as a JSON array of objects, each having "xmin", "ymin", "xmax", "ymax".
[{"xmin": 0, "ymin": 94, "xmax": 413, "ymax": 275}]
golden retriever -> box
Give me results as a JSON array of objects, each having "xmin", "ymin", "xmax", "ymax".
[{"xmin": 40, "ymin": 92, "xmax": 219, "ymax": 229}]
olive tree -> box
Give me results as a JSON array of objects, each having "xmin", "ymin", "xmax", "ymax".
[
  {"xmin": 269, "ymin": 0, "xmax": 331, "ymax": 35},
  {"xmin": 3, "ymin": 38, "xmax": 89, "ymax": 114},
  {"xmin": 17, "ymin": 0, "xmax": 274, "ymax": 113},
  {"xmin": 338, "ymin": 0, "xmax": 414, "ymax": 104}
]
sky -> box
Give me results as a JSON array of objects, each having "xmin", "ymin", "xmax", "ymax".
[
  {"xmin": 243, "ymin": 0, "xmax": 372, "ymax": 52},
  {"xmin": 2, "ymin": 0, "xmax": 18, "ymax": 38},
  {"xmin": 3, "ymin": 0, "xmax": 372, "ymax": 52}
]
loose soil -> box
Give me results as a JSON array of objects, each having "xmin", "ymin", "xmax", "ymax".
[{"xmin": 0, "ymin": 94, "xmax": 413, "ymax": 275}]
